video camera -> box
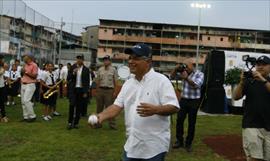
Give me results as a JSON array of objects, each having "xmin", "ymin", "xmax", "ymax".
[
  {"xmin": 242, "ymin": 55, "xmax": 256, "ymax": 80},
  {"xmin": 176, "ymin": 63, "xmax": 187, "ymax": 73}
]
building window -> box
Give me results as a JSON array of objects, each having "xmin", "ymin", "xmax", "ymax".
[
  {"xmin": 104, "ymin": 29, "xmax": 107, "ymax": 32},
  {"xmin": 208, "ymin": 37, "xmax": 211, "ymax": 41},
  {"xmin": 220, "ymin": 37, "xmax": 223, "ymax": 41}
]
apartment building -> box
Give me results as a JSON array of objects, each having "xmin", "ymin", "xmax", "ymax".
[
  {"xmin": 0, "ymin": 15, "xmax": 86, "ymax": 64},
  {"xmin": 85, "ymin": 19, "xmax": 270, "ymax": 72}
]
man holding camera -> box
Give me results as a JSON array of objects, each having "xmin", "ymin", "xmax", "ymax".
[
  {"xmin": 233, "ymin": 55, "xmax": 270, "ymax": 161},
  {"xmin": 171, "ymin": 59, "xmax": 204, "ymax": 152}
]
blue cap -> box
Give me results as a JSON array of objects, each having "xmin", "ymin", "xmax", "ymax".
[
  {"xmin": 124, "ymin": 43, "xmax": 151, "ymax": 58},
  {"xmin": 256, "ymin": 56, "xmax": 270, "ymax": 65}
]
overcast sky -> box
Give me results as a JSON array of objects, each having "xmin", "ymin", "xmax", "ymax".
[{"xmin": 23, "ymin": 0, "xmax": 270, "ymax": 34}]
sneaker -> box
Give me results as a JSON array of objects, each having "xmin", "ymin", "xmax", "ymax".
[
  {"xmin": 47, "ymin": 115, "xmax": 52, "ymax": 120},
  {"xmin": 1, "ymin": 117, "xmax": 9, "ymax": 123},
  {"xmin": 17, "ymin": 94, "xmax": 21, "ymax": 97},
  {"xmin": 6, "ymin": 102, "xmax": 10, "ymax": 106},
  {"xmin": 43, "ymin": 116, "xmax": 50, "ymax": 121},
  {"xmin": 53, "ymin": 111, "xmax": 61, "ymax": 116},
  {"xmin": 11, "ymin": 102, "xmax": 15, "ymax": 105}
]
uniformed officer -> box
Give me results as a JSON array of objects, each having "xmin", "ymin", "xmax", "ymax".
[{"xmin": 95, "ymin": 55, "xmax": 118, "ymax": 129}]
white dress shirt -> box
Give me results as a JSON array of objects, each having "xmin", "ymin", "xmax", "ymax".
[
  {"xmin": 75, "ymin": 66, "xmax": 83, "ymax": 88},
  {"xmin": 114, "ymin": 68, "xmax": 180, "ymax": 159},
  {"xmin": 8, "ymin": 70, "xmax": 21, "ymax": 81},
  {"xmin": 41, "ymin": 71, "xmax": 57, "ymax": 86}
]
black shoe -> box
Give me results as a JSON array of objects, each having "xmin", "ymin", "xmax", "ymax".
[
  {"xmin": 27, "ymin": 117, "xmax": 36, "ymax": 123},
  {"xmin": 20, "ymin": 118, "xmax": 28, "ymax": 122},
  {"xmin": 73, "ymin": 124, "xmax": 79, "ymax": 129},
  {"xmin": 172, "ymin": 141, "xmax": 184, "ymax": 149},
  {"xmin": 67, "ymin": 123, "xmax": 73, "ymax": 130},
  {"xmin": 185, "ymin": 145, "xmax": 192, "ymax": 153}
]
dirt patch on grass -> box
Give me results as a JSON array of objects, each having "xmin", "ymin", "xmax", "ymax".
[{"xmin": 203, "ymin": 135, "xmax": 246, "ymax": 161}]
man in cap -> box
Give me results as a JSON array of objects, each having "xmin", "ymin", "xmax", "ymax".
[
  {"xmin": 20, "ymin": 52, "xmax": 38, "ymax": 122},
  {"xmin": 95, "ymin": 55, "xmax": 118, "ymax": 129},
  {"xmin": 91, "ymin": 43, "xmax": 180, "ymax": 161},
  {"xmin": 67, "ymin": 54, "xmax": 89, "ymax": 129},
  {"xmin": 233, "ymin": 55, "xmax": 270, "ymax": 161}
]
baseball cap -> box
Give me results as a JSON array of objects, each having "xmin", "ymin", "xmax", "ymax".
[
  {"xmin": 124, "ymin": 43, "xmax": 151, "ymax": 58},
  {"xmin": 256, "ymin": 56, "xmax": 270, "ymax": 65},
  {"xmin": 76, "ymin": 54, "xmax": 84, "ymax": 60},
  {"xmin": 102, "ymin": 55, "xmax": 111, "ymax": 60}
]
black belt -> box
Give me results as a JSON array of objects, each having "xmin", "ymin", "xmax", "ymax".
[{"xmin": 99, "ymin": 87, "xmax": 114, "ymax": 89}]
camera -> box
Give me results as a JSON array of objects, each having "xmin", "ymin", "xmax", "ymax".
[
  {"xmin": 176, "ymin": 64, "xmax": 187, "ymax": 73},
  {"xmin": 242, "ymin": 55, "xmax": 256, "ymax": 80}
]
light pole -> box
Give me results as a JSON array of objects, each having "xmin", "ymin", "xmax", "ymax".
[
  {"xmin": 58, "ymin": 17, "xmax": 65, "ymax": 64},
  {"xmin": 191, "ymin": 3, "xmax": 211, "ymax": 70}
]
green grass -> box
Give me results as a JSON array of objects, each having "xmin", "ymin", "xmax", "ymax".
[{"xmin": 0, "ymin": 98, "xmax": 242, "ymax": 161}]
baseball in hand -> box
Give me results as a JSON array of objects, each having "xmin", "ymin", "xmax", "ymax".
[{"xmin": 88, "ymin": 115, "xmax": 98, "ymax": 125}]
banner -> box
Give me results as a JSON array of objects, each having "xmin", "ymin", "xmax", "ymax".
[{"xmin": 0, "ymin": 41, "xmax": 9, "ymax": 53}]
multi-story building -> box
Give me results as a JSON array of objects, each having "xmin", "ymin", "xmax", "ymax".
[
  {"xmin": 0, "ymin": 15, "xmax": 90, "ymax": 65},
  {"xmin": 85, "ymin": 19, "xmax": 270, "ymax": 72}
]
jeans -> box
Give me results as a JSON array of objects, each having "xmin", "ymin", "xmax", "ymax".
[{"xmin": 122, "ymin": 151, "xmax": 166, "ymax": 161}]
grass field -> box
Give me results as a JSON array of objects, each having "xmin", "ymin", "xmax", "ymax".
[{"xmin": 0, "ymin": 98, "xmax": 242, "ymax": 161}]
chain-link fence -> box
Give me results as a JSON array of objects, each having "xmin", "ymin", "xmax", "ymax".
[{"xmin": 0, "ymin": 0, "xmax": 94, "ymax": 67}]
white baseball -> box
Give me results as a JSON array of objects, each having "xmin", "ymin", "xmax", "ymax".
[{"xmin": 88, "ymin": 115, "xmax": 98, "ymax": 125}]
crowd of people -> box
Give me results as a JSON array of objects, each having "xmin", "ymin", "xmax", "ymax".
[{"xmin": 0, "ymin": 43, "xmax": 269, "ymax": 161}]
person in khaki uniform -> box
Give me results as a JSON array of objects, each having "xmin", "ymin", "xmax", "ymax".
[{"xmin": 96, "ymin": 55, "xmax": 118, "ymax": 129}]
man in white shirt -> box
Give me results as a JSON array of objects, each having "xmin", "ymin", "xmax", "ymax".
[{"xmin": 91, "ymin": 44, "xmax": 180, "ymax": 161}]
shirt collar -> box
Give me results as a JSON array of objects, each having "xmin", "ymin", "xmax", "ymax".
[{"xmin": 140, "ymin": 68, "xmax": 155, "ymax": 82}]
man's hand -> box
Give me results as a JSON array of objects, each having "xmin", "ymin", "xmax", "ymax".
[
  {"xmin": 83, "ymin": 93, "xmax": 88, "ymax": 98},
  {"xmin": 137, "ymin": 103, "xmax": 158, "ymax": 117},
  {"xmin": 88, "ymin": 114, "xmax": 102, "ymax": 129},
  {"xmin": 253, "ymin": 71, "xmax": 267, "ymax": 82},
  {"xmin": 180, "ymin": 71, "xmax": 188, "ymax": 80}
]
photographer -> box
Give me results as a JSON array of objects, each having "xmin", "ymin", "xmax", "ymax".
[
  {"xmin": 171, "ymin": 59, "xmax": 204, "ymax": 152},
  {"xmin": 233, "ymin": 56, "xmax": 270, "ymax": 161}
]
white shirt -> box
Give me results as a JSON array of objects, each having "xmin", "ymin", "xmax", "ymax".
[
  {"xmin": 42, "ymin": 71, "xmax": 57, "ymax": 86},
  {"xmin": 4, "ymin": 70, "xmax": 9, "ymax": 78},
  {"xmin": 60, "ymin": 66, "xmax": 68, "ymax": 80},
  {"xmin": 8, "ymin": 70, "xmax": 21, "ymax": 81},
  {"xmin": 114, "ymin": 68, "xmax": 180, "ymax": 159},
  {"xmin": 53, "ymin": 68, "xmax": 60, "ymax": 80},
  {"xmin": 75, "ymin": 66, "xmax": 83, "ymax": 88},
  {"xmin": 17, "ymin": 65, "xmax": 22, "ymax": 74},
  {"xmin": 0, "ymin": 67, "xmax": 5, "ymax": 88},
  {"xmin": 37, "ymin": 68, "xmax": 46, "ymax": 81}
]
